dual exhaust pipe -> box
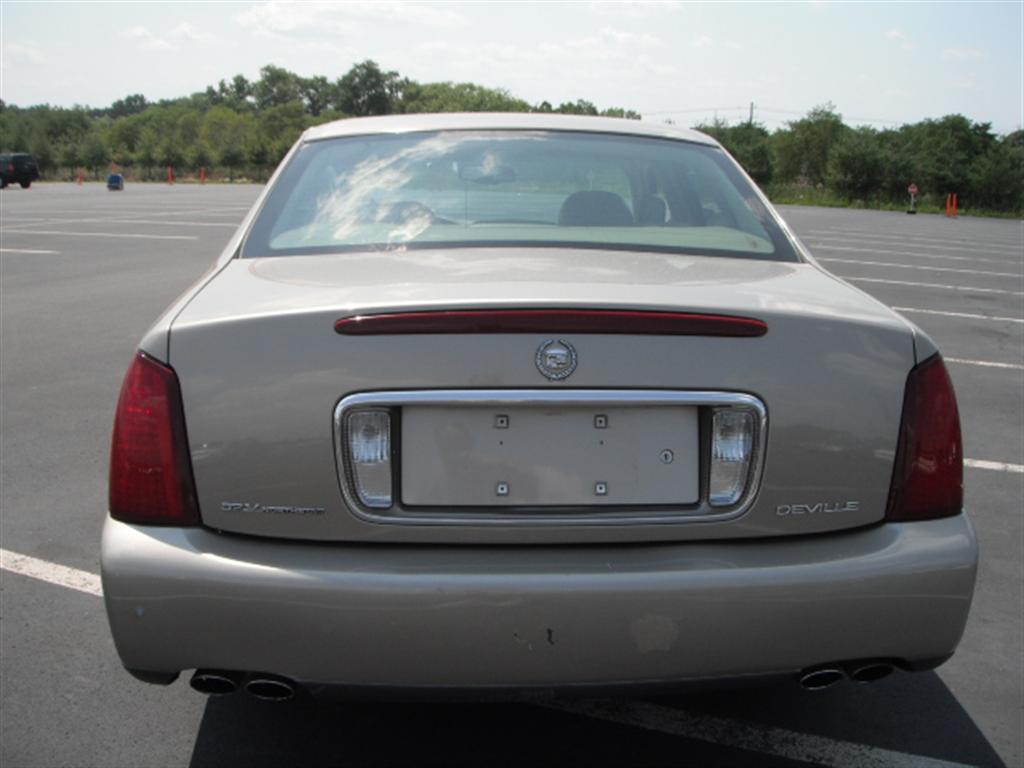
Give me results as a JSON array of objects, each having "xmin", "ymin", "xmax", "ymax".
[
  {"xmin": 190, "ymin": 670, "xmax": 296, "ymax": 701},
  {"xmin": 799, "ymin": 660, "xmax": 896, "ymax": 691},
  {"xmin": 192, "ymin": 660, "xmax": 897, "ymax": 699}
]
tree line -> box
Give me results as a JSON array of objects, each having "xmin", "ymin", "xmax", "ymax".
[
  {"xmin": 0, "ymin": 61, "xmax": 638, "ymax": 184},
  {"xmin": 697, "ymin": 106, "xmax": 1022, "ymax": 214},
  {"xmin": 0, "ymin": 61, "xmax": 1019, "ymax": 213}
]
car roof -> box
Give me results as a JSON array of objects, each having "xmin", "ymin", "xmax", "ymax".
[{"xmin": 302, "ymin": 112, "xmax": 719, "ymax": 147}]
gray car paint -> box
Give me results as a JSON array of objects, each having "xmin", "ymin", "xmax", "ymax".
[
  {"xmin": 299, "ymin": 111, "xmax": 720, "ymax": 146},
  {"xmin": 102, "ymin": 514, "xmax": 977, "ymax": 685},
  {"xmin": 170, "ymin": 252, "xmax": 912, "ymax": 544}
]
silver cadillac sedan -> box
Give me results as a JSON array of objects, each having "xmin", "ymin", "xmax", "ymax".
[{"xmin": 101, "ymin": 113, "xmax": 977, "ymax": 700}]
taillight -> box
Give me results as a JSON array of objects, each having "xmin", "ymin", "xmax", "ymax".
[
  {"xmin": 109, "ymin": 352, "xmax": 200, "ymax": 525},
  {"xmin": 886, "ymin": 354, "xmax": 962, "ymax": 522}
]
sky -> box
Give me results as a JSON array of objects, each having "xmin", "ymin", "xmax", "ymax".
[{"xmin": 1, "ymin": 1, "xmax": 1021, "ymax": 133}]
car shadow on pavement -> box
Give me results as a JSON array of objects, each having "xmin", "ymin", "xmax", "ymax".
[{"xmin": 188, "ymin": 671, "xmax": 1006, "ymax": 768}]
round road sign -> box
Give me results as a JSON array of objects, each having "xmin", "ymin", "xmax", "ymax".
[{"xmin": 908, "ymin": 184, "xmax": 919, "ymax": 195}]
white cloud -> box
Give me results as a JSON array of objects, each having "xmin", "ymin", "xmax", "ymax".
[
  {"xmin": 236, "ymin": 1, "xmax": 466, "ymax": 39},
  {"xmin": 120, "ymin": 22, "xmax": 226, "ymax": 52},
  {"xmin": 235, "ymin": 2, "xmax": 352, "ymax": 37},
  {"xmin": 355, "ymin": 1, "xmax": 467, "ymax": 27},
  {"xmin": 884, "ymin": 29, "xmax": 915, "ymax": 52},
  {"xmin": 686, "ymin": 34, "xmax": 740, "ymax": 51},
  {"xmin": 588, "ymin": 1, "xmax": 681, "ymax": 19},
  {"xmin": 594, "ymin": 26, "xmax": 663, "ymax": 49},
  {"xmin": 410, "ymin": 26, "xmax": 677, "ymax": 95},
  {"xmin": 2, "ymin": 41, "xmax": 47, "ymax": 66},
  {"xmin": 121, "ymin": 26, "xmax": 177, "ymax": 51},
  {"xmin": 942, "ymin": 46, "xmax": 983, "ymax": 61},
  {"xmin": 168, "ymin": 22, "xmax": 224, "ymax": 46}
]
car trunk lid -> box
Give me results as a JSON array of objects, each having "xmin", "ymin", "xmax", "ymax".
[{"xmin": 168, "ymin": 248, "xmax": 913, "ymax": 544}]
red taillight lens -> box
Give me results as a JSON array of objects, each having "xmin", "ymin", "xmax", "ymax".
[
  {"xmin": 109, "ymin": 352, "xmax": 199, "ymax": 525},
  {"xmin": 886, "ymin": 354, "xmax": 962, "ymax": 522}
]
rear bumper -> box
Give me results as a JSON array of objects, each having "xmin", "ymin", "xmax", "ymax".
[{"xmin": 101, "ymin": 515, "xmax": 977, "ymax": 688}]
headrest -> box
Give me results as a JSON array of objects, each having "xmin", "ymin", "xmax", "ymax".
[{"xmin": 558, "ymin": 190, "xmax": 634, "ymax": 227}]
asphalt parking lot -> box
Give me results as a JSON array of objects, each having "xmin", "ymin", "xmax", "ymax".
[{"xmin": 1, "ymin": 183, "xmax": 1021, "ymax": 768}]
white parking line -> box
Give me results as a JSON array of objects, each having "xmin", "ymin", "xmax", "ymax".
[
  {"xmin": 964, "ymin": 459, "xmax": 1024, "ymax": 473},
  {"xmin": 0, "ymin": 206, "xmax": 250, "ymax": 221},
  {"xmin": 0, "ymin": 549, "xmax": 102, "ymax": 597},
  {"xmin": 1, "ymin": 218, "xmax": 238, "ymax": 230},
  {"xmin": 103, "ymin": 218, "xmax": 239, "ymax": 228},
  {"xmin": 820, "ymin": 257, "xmax": 1021, "ymax": 278},
  {"xmin": 541, "ymin": 699, "xmax": 975, "ymax": 768},
  {"xmin": 0, "ymin": 248, "xmax": 60, "ymax": 255},
  {"xmin": 1, "ymin": 229, "xmax": 198, "ymax": 241},
  {"xmin": 0, "ymin": 541, "xmax": 996, "ymax": 766},
  {"xmin": 809, "ymin": 243, "xmax": 1012, "ymax": 266},
  {"xmin": 849, "ymin": 277, "xmax": 1024, "ymax": 296},
  {"xmin": 808, "ymin": 229, "xmax": 1023, "ymax": 253},
  {"xmin": 108, "ymin": 206, "xmax": 252, "ymax": 219},
  {"xmin": 2, "ymin": 208, "xmax": 190, "ymax": 217},
  {"xmin": 893, "ymin": 307, "xmax": 1024, "ymax": 324},
  {"xmin": 946, "ymin": 357, "xmax": 1024, "ymax": 371},
  {"xmin": 809, "ymin": 234, "xmax": 1024, "ymax": 256}
]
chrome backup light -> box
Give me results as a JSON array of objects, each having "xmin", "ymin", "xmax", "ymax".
[
  {"xmin": 345, "ymin": 410, "xmax": 393, "ymax": 508},
  {"xmin": 709, "ymin": 409, "xmax": 755, "ymax": 507}
]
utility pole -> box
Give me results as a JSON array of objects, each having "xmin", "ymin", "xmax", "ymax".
[{"xmin": 748, "ymin": 102, "xmax": 754, "ymax": 126}]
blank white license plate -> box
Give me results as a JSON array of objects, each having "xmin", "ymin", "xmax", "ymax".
[{"xmin": 401, "ymin": 405, "xmax": 698, "ymax": 507}]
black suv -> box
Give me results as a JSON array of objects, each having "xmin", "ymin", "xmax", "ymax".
[{"xmin": 0, "ymin": 153, "xmax": 41, "ymax": 188}]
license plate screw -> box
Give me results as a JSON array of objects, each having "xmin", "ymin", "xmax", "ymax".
[
  {"xmin": 595, "ymin": 482, "xmax": 608, "ymax": 496},
  {"xmin": 594, "ymin": 415, "xmax": 608, "ymax": 429},
  {"xmin": 660, "ymin": 449, "xmax": 674, "ymax": 464},
  {"xmin": 495, "ymin": 415, "xmax": 509, "ymax": 429},
  {"xmin": 496, "ymin": 482, "xmax": 510, "ymax": 496}
]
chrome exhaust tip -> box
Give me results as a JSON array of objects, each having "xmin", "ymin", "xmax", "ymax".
[
  {"xmin": 245, "ymin": 675, "xmax": 295, "ymax": 701},
  {"xmin": 847, "ymin": 661, "xmax": 895, "ymax": 684},
  {"xmin": 190, "ymin": 670, "xmax": 241, "ymax": 696},
  {"xmin": 798, "ymin": 666, "xmax": 845, "ymax": 691}
]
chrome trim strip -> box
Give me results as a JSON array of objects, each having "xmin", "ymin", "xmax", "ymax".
[{"xmin": 334, "ymin": 390, "xmax": 767, "ymax": 527}]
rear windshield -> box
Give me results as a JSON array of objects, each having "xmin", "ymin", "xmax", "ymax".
[{"xmin": 242, "ymin": 130, "xmax": 798, "ymax": 261}]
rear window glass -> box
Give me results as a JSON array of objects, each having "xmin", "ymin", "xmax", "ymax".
[{"xmin": 243, "ymin": 130, "xmax": 798, "ymax": 262}]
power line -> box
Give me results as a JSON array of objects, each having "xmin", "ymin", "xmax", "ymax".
[
  {"xmin": 760, "ymin": 105, "xmax": 901, "ymax": 126},
  {"xmin": 645, "ymin": 106, "xmax": 747, "ymax": 116},
  {"xmin": 645, "ymin": 103, "xmax": 904, "ymax": 127}
]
